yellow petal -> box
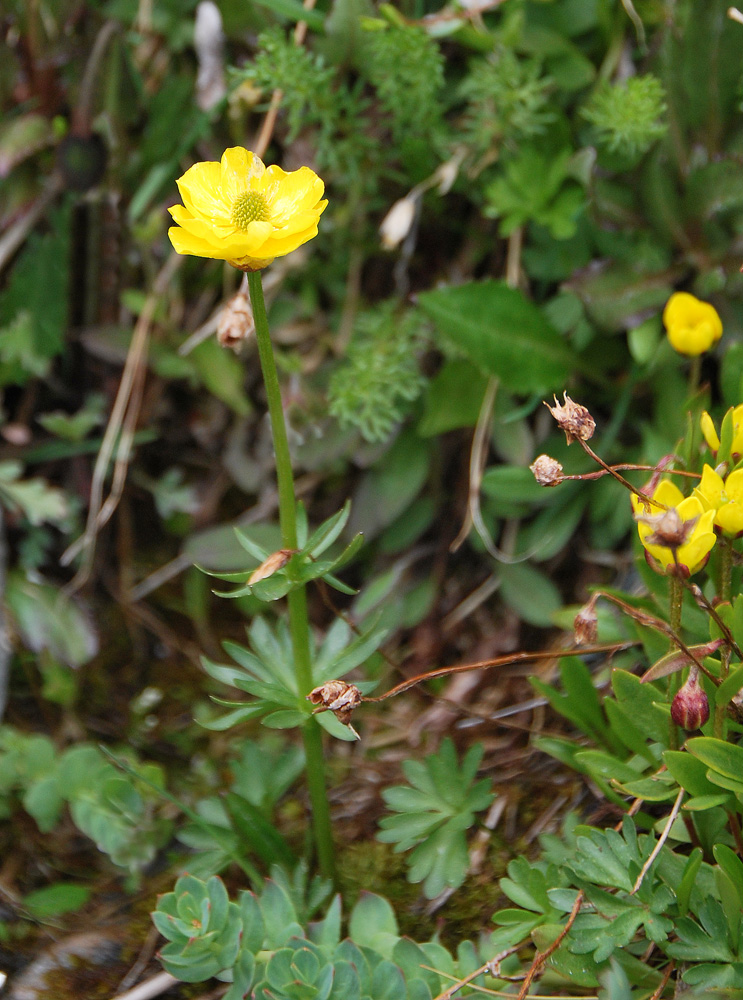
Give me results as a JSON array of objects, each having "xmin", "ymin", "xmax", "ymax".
[
  {"xmin": 169, "ymin": 205, "xmax": 236, "ymax": 245},
  {"xmin": 693, "ymin": 464, "xmax": 725, "ymax": 510},
  {"xmin": 176, "ymin": 161, "xmax": 231, "ymax": 221},
  {"xmin": 169, "ymin": 226, "xmax": 233, "ymax": 260},
  {"xmin": 716, "ymin": 502, "xmax": 743, "ymax": 535},
  {"xmin": 700, "ymin": 411, "xmax": 720, "ymax": 451},
  {"xmin": 221, "ymin": 147, "xmax": 265, "ymax": 204}
]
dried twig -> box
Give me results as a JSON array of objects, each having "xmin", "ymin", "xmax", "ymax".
[
  {"xmin": 62, "ymin": 252, "xmax": 183, "ymax": 589},
  {"xmin": 515, "ymin": 890, "xmax": 585, "ymax": 1000},
  {"xmin": 631, "ymin": 786, "xmax": 685, "ymax": 895}
]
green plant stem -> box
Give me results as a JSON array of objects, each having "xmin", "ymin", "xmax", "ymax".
[
  {"xmin": 247, "ymin": 270, "xmax": 335, "ymax": 882},
  {"xmin": 668, "ymin": 576, "xmax": 683, "ymax": 751},
  {"xmin": 688, "ymin": 355, "xmax": 702, "ymax": 399},
  {"xmin": 714, "ymin": 539, "xmax": 733, "ymax": 738}
]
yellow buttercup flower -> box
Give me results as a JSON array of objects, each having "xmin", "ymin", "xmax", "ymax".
[
  {"xmin": 700, "ymin": 406, "xmax": 743, "ymax": 457},
  {"xmin": 694, "ymin": 464, "xmax": 743, "ymax": 536},
  {"xmin": 634, "ymin": 479, "xmax": 716, "ymax": 576},
  {"xmin": 663, "ymin": 292, "xmax": 722, "ymax": 356},
  {"xmin": 168, "ymin": 147, "xmax": 327, "ymax": 271}
]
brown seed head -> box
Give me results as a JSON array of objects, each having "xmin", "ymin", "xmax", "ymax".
[
  {"xmin": 307, "ymin": 680, "xmax": 362, "ymax": 731},
  {"xmin": 670, "ymin": 668, "xmax": 709, "ymax": 731},
  {"xmin": 217, "ymin": 291, "xmax": 255, "ymax": 351},
  {"xmin": 574, "ymin": 603, "xmax": 598, "ymax": 645},
  {"xmin": 546, "ymin": 393, "xmax": 596, "ymax": 444},
  {"xmin": 530, "ymin": 454, "xmax": 564, "ymax": 487}
]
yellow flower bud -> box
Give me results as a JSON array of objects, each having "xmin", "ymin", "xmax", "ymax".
[{"xmin": 663, "ymin": 292, "xmax": 722, "ymax": 356}]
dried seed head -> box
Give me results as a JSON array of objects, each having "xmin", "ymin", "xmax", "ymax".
[
  {"xmin": 546, "ymin": 393, "xmax": 596, "ymax": 444},
  {"xmin": 574, "ymin": 603, "xmax": 598, "ymax": 645},
  {"xmin": 217, "ymin": 291, "xmax": 255, "ymax": 351},
  {"xmin": 530, "ymin": 454, "xmax": 564, "ymax": 487},
  {"xmin": 635, "ymin": 507, "xmax": 698, "ymax": 550},
  {"xmin": 248, "ymin": 548, "xmax": 296, "ymax": 585},
  {"xmin": 670, "ymin": 667, "xmax": 709, "ymax": 731},
  {"xmin": 307, "ymin": 680, "xmax": 362, "ymax": 734}
]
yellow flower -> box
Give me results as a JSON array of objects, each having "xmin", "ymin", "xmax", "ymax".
[
  {"xmin": 663, "ymin": 292, "xmax": 722, "ymax": 356},
  {"xmin": 168, "ymin": 147, "xmax": 327, "ymax": 271},
  {"xmin": 700, "ymin": 406, "xmax": 743, "ymax": 457},
  {"xmin": 634, "ymin": 479, "xmax": 716, "ymax": 576},
  {"xmin": 694, "ymin": 464, "xmax": 743, "ymax": 536}
]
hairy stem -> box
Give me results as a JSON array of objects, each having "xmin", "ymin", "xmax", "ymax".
[
  {"xmin": 668, "ymin": 576, "xmax": 684, "ymax": 751},
  {"xmin": 247, "ymin": 270, "xmax": 335, "ymax": 881}
]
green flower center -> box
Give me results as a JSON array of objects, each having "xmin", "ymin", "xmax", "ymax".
[{"xmin": 232, "ymin": 190, "xmax": 270, "ymax": 230}]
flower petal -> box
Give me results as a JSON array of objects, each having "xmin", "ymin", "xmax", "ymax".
[
  {"xmin": 176, "ymin": 161, "xmax": 231, "ymax": 222},
  {"xmin": 221, "ymin": 147, "xmax": 265, "ymax": 204}
]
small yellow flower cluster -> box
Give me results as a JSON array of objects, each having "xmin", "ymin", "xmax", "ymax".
[
  {"xmin": 700, "ymin": 406, "xmax": 743, "ymax": 458},
  {"xmin": 168, "ymin": 147, "xmax": 327, "ymax": 271},
  {"xmin": 633, "ymin": 480, "xmax": 716, "ymax": 577},
  {"xmin": 663, "ymin": 292, "xmax": 722, "ymax": 356},
  {"xmin": 694, "ymin": 465, "xmax": 743, "ymax": 537}
]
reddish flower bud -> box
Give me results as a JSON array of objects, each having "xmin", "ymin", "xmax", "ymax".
[{"xmin": 670, "ymin": 667, "xmax": 710, "ymax": 731}]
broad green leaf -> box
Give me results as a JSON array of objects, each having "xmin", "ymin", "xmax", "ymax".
[{"xmin": 417, "ymin": 280, "xmax": 573, "ymax": 394}]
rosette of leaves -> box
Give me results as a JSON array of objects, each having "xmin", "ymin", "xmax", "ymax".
[
  {"xmin": 153, "ymin": 869, "xmax": 493, "ymax": 998},
  {"xmin": 201, "ymin": 614, "xmax": 385, "ymax": 741},
  {"xmin": 207, "ymin": 501, "xmax": 362, "ymax": 603},
  {"xmin": 153, "ymin": 874, "xmax": 242, "ymax": 982},
  {"xmin": 377, "ymin": 738, "xmax": 494, "ymax": 898}
]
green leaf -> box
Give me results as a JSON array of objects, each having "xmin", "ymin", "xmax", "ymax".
[
  {"xmin": 23, "ymin": 882, "xmax": 91, "ymax": 919},
  {"xmin": 417, "ymin": 360, "xmax": 489, "ymax": 436},
  {"xmin": 714, "ymin": 844, "xmax": 743, "ymax": 909},
  {"xmin": 6, "ymin": 573, "xmax": 98, "ymax": 668},
  {"xmin": 223, "ymin": 792, "xmax": 296, "ymax": 868},
  {"xmin": 417, "ymin": 280, "xmax": 573, "ymax": 394},
  {"xmin": 686, "ymin": 737, "xmax": 743, "ymax": 784},
  {"xmin": 191, "ymin": 337, "xmax": 251, "ymax": 416},
  {"xmin": 498, "ymin": 561, "xmax": 562, "ymax": 627},
  {"xmin": 349, "ymin": 892, "xmax": 399, "ymax": 955},
  {"xmin": 677, "ymin": 847, "xmax": 703, "ymax": 917}
]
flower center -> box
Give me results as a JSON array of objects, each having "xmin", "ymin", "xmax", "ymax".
[{"xmin": 232, "ymin": 190, "xmax": 270, "ymax": 230}]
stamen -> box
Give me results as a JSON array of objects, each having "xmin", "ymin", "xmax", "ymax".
[{"xmin": 232, "ymin": 190, "xmax": 270, "ymax": 230}]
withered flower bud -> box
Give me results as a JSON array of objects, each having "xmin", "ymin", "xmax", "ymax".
[
  {"xmin": 307, "ymin": 680, "xmax": 362, "ymax": 736},
  {"xmin": 379, "ymin": 195, "xmax": 417, "ymax": 250},
  {"xmin": 574, "ymin": 602, "xmax": 598, "ymax": 645},
  {"xmin": 635, "ymin": 507, "xmax": 698, "ymax": 550},
  {"xmin": 217, "ymin": 291, "xmax": 255, "ymax": 351},
  {"xmin": 671, "ymin": 667, "xmax": 709, "ymax": 731},
  {"xmin": 546, "ymin": 393, "xmax": 596, "ymax": 444},
  {"xmin": 248, "ymin": 548, "xmax": 296, "ymax": 585},
  {"xmin": 530, "ymin": 454, "xmax": 564, "ymax": 487}
]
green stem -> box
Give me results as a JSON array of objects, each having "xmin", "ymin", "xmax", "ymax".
[
  {"xmin": 247, "ymin": 270, "xmax": 335, "ymax": 882},
  {"xmin": 715, "ymin": 538, "xmax": 733, "ymax": 738},
  {"xmin": 688, "ymin": 355, "xmax": 702, "ymax": 400},
  {"xmin": 668, "ymin": 576, "xmax": 684, "ymax": 751}
]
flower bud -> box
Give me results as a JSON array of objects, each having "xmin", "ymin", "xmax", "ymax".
[
  {"xmin": 574, "ymin": 603, "xmax": 598, "ymax": 645},
  {"xmin": 530, "ymin": 454, "xmax": 564, "ymax": 487},
  {"xmin": 379, "ymin": 195, "xmax": 417, "ymax": 249},
  {"xmin": 217, "ymin": 291, "xmax": 254, "ymax": 351},
  {"xmin": 546, "ymin": 393, "xmax": 595, "ymax": 444},
  {"xmin": 670, "ymin": 667, "xmax": 709, "ymax": 731}
]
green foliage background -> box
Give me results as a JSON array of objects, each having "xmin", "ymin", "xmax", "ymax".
[{"xmin": 3, "ymin": 0, "xmax": 743, "ymax": 996}]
